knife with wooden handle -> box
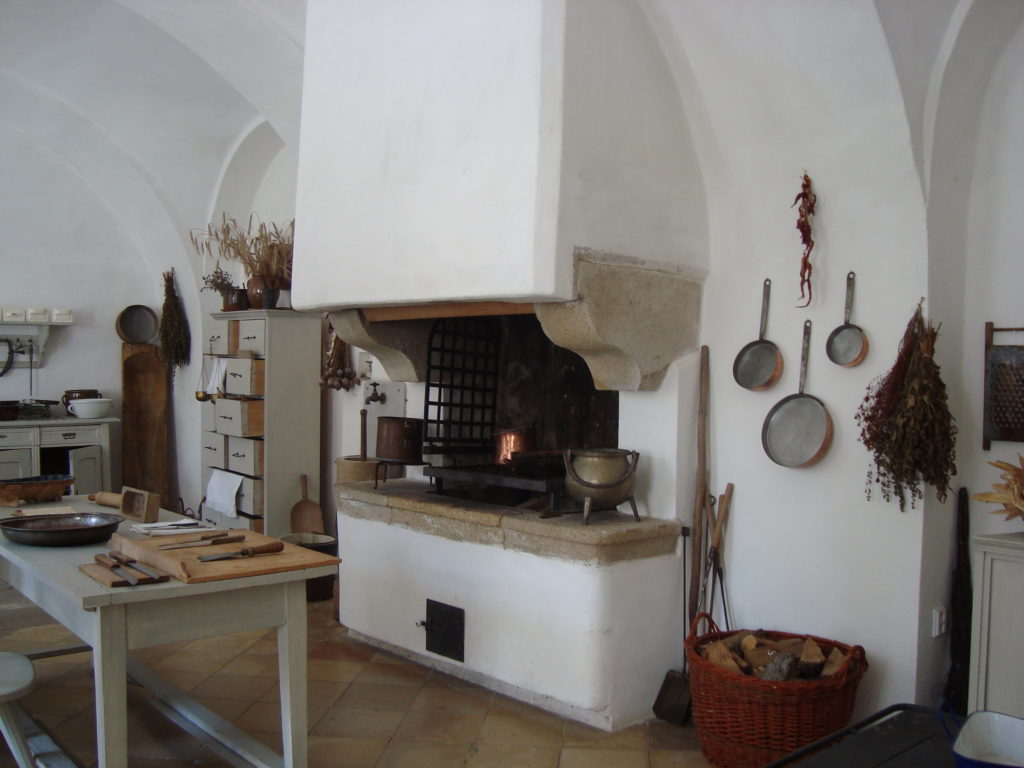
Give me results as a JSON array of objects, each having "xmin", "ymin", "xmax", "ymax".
[
  {"xmin": 94, "ymin": 553, "xmax": 139, "ymax": 586},
  {"xmin": 198, "ymin": 541, "xmax": 285, "ymax": 562},
  {"xmin": 159, "ymin": 533, "xmax": 245, "ymax": 550},
  {"xmin": 107, "ymin": 551, "xmax": 164, "ymax": 580}
]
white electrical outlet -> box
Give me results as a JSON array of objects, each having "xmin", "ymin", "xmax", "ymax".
[{"xmin": 931, "ymin": 607, "xmax": 947, "ymax": 637}]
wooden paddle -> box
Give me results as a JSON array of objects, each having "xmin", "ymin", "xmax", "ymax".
[{"xmin": 289, "ymin": 474, "xmax": 323, "ymax": 534}]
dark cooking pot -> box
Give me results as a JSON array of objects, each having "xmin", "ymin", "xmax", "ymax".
[
  {"xmin": 0, "ymin": 401, "xmax": 19, "ymax": 421},
  {"xmin": 62, "ymin": 389, "xmax": 102, "ymax": 415},
  {"xmin": 375, "ymin": 417, "xmax": 424, "ymax": 462},
  {"xmin": 0, "ymin": 512, "xmax": 123, "ymax": 547}
]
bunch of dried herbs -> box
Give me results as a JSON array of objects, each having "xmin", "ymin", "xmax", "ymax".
[
  {"xmin": 201, "ymin": 264, "xmax": 240, "ymax": 296},
  {"xmin": 160, "ymin": 268, "xmax": 190, "ymax": 381},
  {"xmin": 855, "ymin": 302, "xmax": 957, "ymax": 511}
]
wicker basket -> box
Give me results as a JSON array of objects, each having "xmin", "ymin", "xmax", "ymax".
[{"xmin": 685, "ymin": 612, "xmax": 868, "ymax": 768}]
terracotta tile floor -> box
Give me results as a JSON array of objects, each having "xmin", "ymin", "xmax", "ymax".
[{"xmin": 0, "ymin": 582, "xmax": 710, "ymax": 768}]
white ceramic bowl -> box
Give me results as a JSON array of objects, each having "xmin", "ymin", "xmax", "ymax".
[{"xmin": 67, "ymin": 398, "xmax": 112, "ymax": 419}]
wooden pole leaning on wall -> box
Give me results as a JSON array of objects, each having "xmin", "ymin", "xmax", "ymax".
[{"xmin": 688, "ymin": 346, "xmax": 710, "ymax": 626}]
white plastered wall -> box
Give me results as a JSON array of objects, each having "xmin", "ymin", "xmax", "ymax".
[{"xmin": 645, "ymin": 0, "xmax": 929, "ymax": 714}]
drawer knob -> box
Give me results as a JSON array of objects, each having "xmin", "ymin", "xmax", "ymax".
[
  {"xmin": 243, "ymin": 335, "xmax": 256, "ymax": 341},
  {"xmin": 232, "ymin": 452, "xmax": 246, "ymax": 458},
  {"xmin": 230, "ymin": 372, "xmax": 242, "ymax": 378},
  {"xmin": 219, "ymin": 415, "xmax": 233, "ymax": 421},
  {"xmin": 62, "ymin": 432, "xmax": 77, "ymax": 439}
]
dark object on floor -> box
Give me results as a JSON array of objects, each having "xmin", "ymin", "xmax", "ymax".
[
  {"xmin": 760, "ymin": 703, "xmax": 955, "ymax": 767},
  {"xmin": 943, "ymin": 487, "xmax": 973, "ymax": 715},
  {"xmin": 653, "ymin": 669, "xmax": 691, "ymax": 725},
  {"xmin": 280, "ymin": 532, "xmax": 336, "ymax": 602}
]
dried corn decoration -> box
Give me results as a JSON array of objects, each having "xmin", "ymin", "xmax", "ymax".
[
  {"xmin": 160, "ymin": 268, "xmax": 190, "ymax": 381},
  {"xmin": 973, "ymin": 454, "xmax": 1024, "ymax": 522},
  {"xmin": 856, "ymin": 302, "xmax": 957, "ymax": 510}
]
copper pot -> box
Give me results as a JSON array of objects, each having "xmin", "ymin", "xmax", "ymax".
[
  {"xmin": 494, "ymin": 428, "xmax": 534, "ymax": 465},
  {"xmin": 564, "ymin": 448, "xmax": 639, "ymax": 510},
  {"xmin": 375, "ymin": 417, "xmax": 424, "ymax": 462}
]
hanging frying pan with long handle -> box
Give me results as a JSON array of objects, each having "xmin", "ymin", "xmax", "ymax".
[
  {"xmin": 762, "ymin": 320, "xmax": 833, "ymax": 467},
  {"xmin": 733, "ymin": 278, "xmax": 783, "ymax": 390},
  {"xmin": 826, "ymin": 271, "xmax": 869, "ymax": 366}
]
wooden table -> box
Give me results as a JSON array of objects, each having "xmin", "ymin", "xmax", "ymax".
[{"xmin": 0, "ymin": 497, "xmax": 337, "ymax": 768}]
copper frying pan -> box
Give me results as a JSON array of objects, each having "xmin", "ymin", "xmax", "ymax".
[
  {"xmin": 733, "ymin": 279, "xmax": 783, "ymax": 390},
  {"xmin": 762, "ymin": 320, "xmax": 833, "ymax": 467},
  {"xmin": 826, "ymin": 272, "xmax": 869, "ymax": 367}
]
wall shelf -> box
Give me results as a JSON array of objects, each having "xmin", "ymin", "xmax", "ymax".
[{"xmin": 0, "ymin": 319, "xmax": 74, "ymax": 369}]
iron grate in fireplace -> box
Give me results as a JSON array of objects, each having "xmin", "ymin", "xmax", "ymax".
[{"xmin": 423, "ymin": 317, "xmax": 500, "ymax": 455}]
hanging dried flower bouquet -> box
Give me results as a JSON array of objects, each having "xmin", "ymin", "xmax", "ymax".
[{"xmin": 855, "ymin": 302, "xmax": 957, "ymax": 511}]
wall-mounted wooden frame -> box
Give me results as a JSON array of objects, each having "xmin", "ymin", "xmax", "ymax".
[{"xmin": 983, "ymin": 322, "xmax": 1024, "ymax": 450}]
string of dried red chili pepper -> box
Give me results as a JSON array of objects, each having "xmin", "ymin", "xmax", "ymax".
[{"xmin": 791, "ymin": 172, "xmax": 816, "ymax": 307}]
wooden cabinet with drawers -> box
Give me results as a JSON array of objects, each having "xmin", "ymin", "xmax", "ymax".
[{"xmin": 201, "ymin": 309, "xmax": 320, "ymax": 537}]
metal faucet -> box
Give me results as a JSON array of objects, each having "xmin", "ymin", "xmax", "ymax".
[{"xmin": 364, "ymin": 382, "xmax": 387, "ymax": 405}]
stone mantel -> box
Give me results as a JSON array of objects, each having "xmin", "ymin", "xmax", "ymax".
[{"xmin": 335, "ymin": 480, "xmax": 684, "ymax": 565}]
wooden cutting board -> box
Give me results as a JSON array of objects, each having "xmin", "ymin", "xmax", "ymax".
[
  {"xmin": 109, "ymin": 530, "xmax": 340, "ymax": 584},
  {"xmin": 122, "ymin": 343, "xmax": 168, "ymax": 507}
]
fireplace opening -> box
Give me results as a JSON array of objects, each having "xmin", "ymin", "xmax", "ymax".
[
  {"xmin": 421, "ymin": 313, "xmax": 618, "ymax": 511},
  {"xmin": 424, "ymin": 314, "xmax": 618, "ymax": 464}
]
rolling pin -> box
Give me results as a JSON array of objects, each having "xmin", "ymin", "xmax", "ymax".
[{"xmin": 88, "ymin": 492, "xmax": 123, "ymax": 509}]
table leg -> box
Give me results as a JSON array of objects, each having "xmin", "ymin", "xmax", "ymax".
[
  {"xmin": 93, "ymin": 603, "xmax": 128, "ymax": 768},
  {"xmin": 278, "ymin": 581, "xmax": 307, "ymax": 768}
]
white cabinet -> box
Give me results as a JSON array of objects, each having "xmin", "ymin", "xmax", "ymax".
[
  {"xmin": 201, "ymin": 310, "xmax": 320, "ymax": 537},
  {"xmin": 0, "ymin": 448, "xmax": 32, "ymax": 480},
  {"xmin": 0, "ymin": 418, "xmax": 116, "ymax": 495},
  {"xmin": 68, "ymin": 444, "xmax": 102, "ymax": 495},
  {"xmin": 969, "ymin": 532, "xmax": 1024, "ymax": 717}
]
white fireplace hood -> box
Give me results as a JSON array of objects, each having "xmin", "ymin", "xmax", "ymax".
[{"xmin": 292, "ymin": 0, "xmax": 709, "ymax": 390}]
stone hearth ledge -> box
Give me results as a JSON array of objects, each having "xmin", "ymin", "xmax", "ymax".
[{"xmin": 335, "ymin": 480, "xmax": 683, "ymax": 565}]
